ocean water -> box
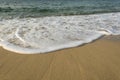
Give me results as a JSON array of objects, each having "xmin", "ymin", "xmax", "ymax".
[
  {"xmin": 0, "ymin": 0, "xmax": 120, "ymax": 18},
  {"xmin": 0, "ymin": 0, "xmax": 120, "ymax": 54}
]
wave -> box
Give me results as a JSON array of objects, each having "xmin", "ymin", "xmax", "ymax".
[
  {"xmin": 0, "ymin": 6, "xmax": 120, "ymax": 18},
  {"xmin": 0, "ymin": 12, "xmax": 120, "ymax": 54}
]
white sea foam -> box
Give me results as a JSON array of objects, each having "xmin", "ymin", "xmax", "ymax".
[{"xmin": 0, "ymin": 12, "xmax": 120, "ymax": 54}]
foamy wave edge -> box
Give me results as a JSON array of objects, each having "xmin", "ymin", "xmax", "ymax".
[{"xmin": 0, "ymin": 12, "xmax": 120, "ymax": 54}]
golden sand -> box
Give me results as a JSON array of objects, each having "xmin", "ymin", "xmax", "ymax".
[{"xmin": 0, "ymin": 36, "xmax": 120, "ymax": 80}]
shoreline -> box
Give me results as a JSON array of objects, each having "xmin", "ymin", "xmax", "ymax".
[
  {"xmin": 0, "ymin": 35, "xmax": 120, "ymax": 80},
  {"xmin": 0, "ymin": 12, "xmax": 120, "ymax": 54},
  {"xmin": 0, "ymin": 35, "xmax": 120, "ymax": 54}
]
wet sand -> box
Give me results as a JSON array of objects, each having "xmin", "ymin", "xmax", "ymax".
[{"xmin": 0, "ymin": 36, "xmax": 120, "ymax": 80}]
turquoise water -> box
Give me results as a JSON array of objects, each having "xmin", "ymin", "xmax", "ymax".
[{"xmin": 0, "ymin": 0, "xmax": 120, "ymax": 18}]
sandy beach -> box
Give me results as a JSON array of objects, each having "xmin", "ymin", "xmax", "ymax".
[{"xmin": 0, "ymin": 35, "xmax": 120, "ymax": 80}]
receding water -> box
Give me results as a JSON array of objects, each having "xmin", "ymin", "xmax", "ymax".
[{"xmin": 0, "ymin": 0, "xmax": 120, "ymax": 54}]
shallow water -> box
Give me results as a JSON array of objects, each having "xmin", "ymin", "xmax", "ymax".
[
  {"xmin": 0, "ymin": 13, "xmax": 120, "ymax": 54},
  {"xmin": 0, "ymin": 0, "xmax": 120, "ymax": 54}
]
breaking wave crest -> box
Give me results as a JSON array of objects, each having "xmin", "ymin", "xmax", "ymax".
[{"xmin": 0, "ymin": 6, "xmax": 120, "ymax": 18}]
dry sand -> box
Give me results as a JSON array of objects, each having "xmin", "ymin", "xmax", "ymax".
[{"xmin": 0, "ymin": 36, "xmax": 120, "ymax": 80}]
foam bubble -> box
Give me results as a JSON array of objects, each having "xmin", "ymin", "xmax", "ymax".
[{"xmin": 0, "ymin": 12, "xmax": 120, "ymax": 54}]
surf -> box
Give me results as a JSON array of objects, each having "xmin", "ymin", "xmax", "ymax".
[{"xmin": 0, "ymin": 12, "xmax": 120, "ymax": 54}]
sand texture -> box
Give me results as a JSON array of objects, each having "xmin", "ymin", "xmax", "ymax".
[{"xmin": 0, "ymin": 36, "xmax": 120, "ymax": 80}]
